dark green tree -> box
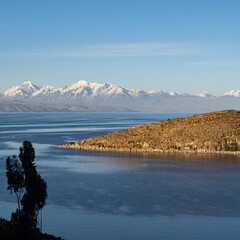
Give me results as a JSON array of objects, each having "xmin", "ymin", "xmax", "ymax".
[
  {"xmin": 6, "ymin": 141, "xmax": 47, "ymax": 239},
  {"xmin": 6, "ymin": 155, "xmax": 24, "ymax": 213}
]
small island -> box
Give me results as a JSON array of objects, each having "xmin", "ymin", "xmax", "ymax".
[{"xmin": 59, "ymin": 110, "xmax": 240, "ymax": 154}]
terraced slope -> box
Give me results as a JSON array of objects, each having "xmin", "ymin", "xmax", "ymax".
[{"xmin": 60, "ymin": 110, "xmax": 240, "ymax": 154}]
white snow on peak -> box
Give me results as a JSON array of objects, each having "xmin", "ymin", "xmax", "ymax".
[
  {"xmin": 22, "ymin": 81, "xmax": 32, "ymax": 85},
  {"xmin": 21, "ymin": 81, "xmax": 40, "ymax": 90},
  {"xmin": 75, "ymin": 80, "xmax": 89, "ymax": 86},
  {"xmin": 65, "ymin": 80, "xmax": 106, "ymax": 91},
  {"xmin": 169, "ymin": 91, "xmax": 177, "ymax": 96},
  {"xmin": 196, "ymin": 91, "xmax": 214, "ymax": 98},
  {"xmin": 223, "ymin": 90, "xmax": 240, "ymax": 97},
  {"xmin": 2, "ymin": 81, "xmax": 40, "ymax": 97},
  {"xmin": 147, "ymin": 90, "xmax": 161, "ymax": 95},
  {"xmin": 62, "ymin": 80, "xmax": 123, "ymax": 97},
  {"xmin": 4, "ymin": 80, "xmax": 239, "ymax": 105},
  {"xmin": 32, "ymin": 85, "xmax": 56, "ymax": 97},
  {"xmin": 147, "ymin": 90, "xmax": 167, "ymax": 95},
  {"xmin": 147, "ymin": 90, "xmax": 176, "ymax": 96}
]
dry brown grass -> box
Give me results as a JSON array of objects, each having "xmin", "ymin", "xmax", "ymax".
[{"xmin": 60, "ymin": 110, "xmax": 240, "ymax": 154}]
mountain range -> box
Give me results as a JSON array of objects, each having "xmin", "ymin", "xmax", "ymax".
[{"xmin": 0, "ymin": 80, "xmax": 240, "ymax": 112}]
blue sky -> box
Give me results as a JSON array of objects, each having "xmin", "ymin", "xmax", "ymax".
[{"xmin": 0, "ymin": 0, "xmax": 239, "ymax": 95}]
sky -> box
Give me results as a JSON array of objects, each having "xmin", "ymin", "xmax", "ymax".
[{"xmin": 0, "ymin": 0, "xmax": 240, "ymax": 95}]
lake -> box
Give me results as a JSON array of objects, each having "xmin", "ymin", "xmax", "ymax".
[{"xmin": 1, "ymin": 112, "xmax": 240, "ymax": 240}]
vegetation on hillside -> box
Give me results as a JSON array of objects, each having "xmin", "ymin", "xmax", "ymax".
[
  {"xmin": 0, "ymin": 218, "xmax": 62, "ymax": 240},
  {"xmin": 60, "ymin": 110, "xmax": 240, "ymax": 154}
]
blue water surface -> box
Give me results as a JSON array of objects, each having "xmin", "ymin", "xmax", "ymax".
[{"xmin": 1, "ymin": 112, "xmax": 240, "ymax": 240}]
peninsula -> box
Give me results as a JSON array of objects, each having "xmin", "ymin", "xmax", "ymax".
[{"xmin": 59, "ymin": 110, "xmax": 240, "ymax": 154}]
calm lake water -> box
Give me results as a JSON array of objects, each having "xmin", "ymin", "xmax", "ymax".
[{"xmin": 1, "ymin": 112, "xmax": 240, "ymax": 240}]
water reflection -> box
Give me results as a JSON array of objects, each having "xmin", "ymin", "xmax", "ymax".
[
  {"xmin": 26, "ymin": 149, "xmax": 240, "ymax": 217},
  {"xmin": 1, "ymin": 132, "xmax": 240, "ymax": 218},
  {"xmin": 1, "ymin": 201, "xmax": 240, "ymax": 240}
]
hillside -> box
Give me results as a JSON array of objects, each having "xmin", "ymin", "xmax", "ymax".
[{"xmin": 60, "ymin": 110, "xmax": 240, "ymax": 154}]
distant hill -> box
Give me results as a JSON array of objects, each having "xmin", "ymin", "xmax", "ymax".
[
  {"xmin": 0, "ymin": 81, "xmax": 240, "ymax": 112},
  {"xmin": 60, "ymin": 110, "xmax": 240, "ymax": 154},
  {"xmin": 0, "ymin": 101, "xmax": 132, "ymax": 112}
]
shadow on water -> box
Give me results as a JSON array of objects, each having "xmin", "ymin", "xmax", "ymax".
[
  {"xmin": 34, "ymin": 149, "xmax": 240, "ymax": 218},
  {"xmin": 2, "ymin": 138, "xmax": 240, "ymax": 218}
]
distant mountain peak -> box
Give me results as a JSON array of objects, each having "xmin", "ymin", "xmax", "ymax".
[
  {"xmin": 22, "ymin": 81, "xmax": 32, "ymax": 85},
  {"xmin": 75, "ymin": 80, "xmax": 88, "ymax": 85},
  {"xmin": 1, "ymin": 80, "xmax": 240, "ymax": 112},
  {"xmin": 147, "ymin": 90, "xmax": 167, "ymax": 96},
  {"xmin": 196, "ymin": 91, "xmax": 214, "ymax": 98},
  {"xmin": 169, "ymin": 91, "xmax": 177, "ymax": 96},
  {"xmin": 223, "ymin": 90, "xmax": 240, "ymax": 97},
  {"xmin": 2, "ymin": 81, "xmax": 40, "ymax": 98}
]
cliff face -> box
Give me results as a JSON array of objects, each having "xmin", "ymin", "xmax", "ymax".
[{"xmin": 60, "ymin": 110, "xmax": 240, "ymax": 154}]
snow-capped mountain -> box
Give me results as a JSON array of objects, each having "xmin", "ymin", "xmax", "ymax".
[
  {"xmin": 2, "ymin": 81, "xmax": 40, "ymax": 98},
  {"xmin": 223, "ymin": 90, "xmax": 240, "ymax": 97},
  {"xmin": 1, "ymin": 81, "xmax": 240, "ymax": 112},
  {"xmin": 1, "ymin": 80, "xmax": 178, "ymax": 102},
  {"xmin": 196, "ymin": 91, "xmax": 215, "ymax": 98}
]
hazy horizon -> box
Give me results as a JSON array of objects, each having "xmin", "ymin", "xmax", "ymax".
[{"xmin": 0, "ymin": 79, "xmax": 239, "ymax": 97}]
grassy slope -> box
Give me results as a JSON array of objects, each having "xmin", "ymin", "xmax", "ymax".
[{"xmin": 60, "ymin": 110, "xmax": 240, "ymax": 154}]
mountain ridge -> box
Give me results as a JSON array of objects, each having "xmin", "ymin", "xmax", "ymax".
[
  {"xmin": 2, "ymin": 80, "xmax": 240, "ymax": 100},
  {"xmin": 1, "ymin": 81, "xmax": 240, "ymax": 112}
]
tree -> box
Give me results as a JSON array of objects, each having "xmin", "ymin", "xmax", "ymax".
[
  {"xmin": 6, "ymin": 155, "xmax": 24, "ymax": 213},
  {"xmin": 6, "ymin": 141, "xmax": 47, "ymax": 239}
]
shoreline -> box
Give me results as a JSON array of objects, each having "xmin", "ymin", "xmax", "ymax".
[
  {"xmin": 58, "ymin": 144, "xmax": 240, "ymax": 156},
  {"xmin": 58, "ymin": 110, "xmax": 240, "ymax": 157}
]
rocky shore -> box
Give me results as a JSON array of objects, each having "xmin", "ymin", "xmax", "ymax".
[{"xmin": 59, "ymin": 110, "xmax": 240, "ymax": 155}]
